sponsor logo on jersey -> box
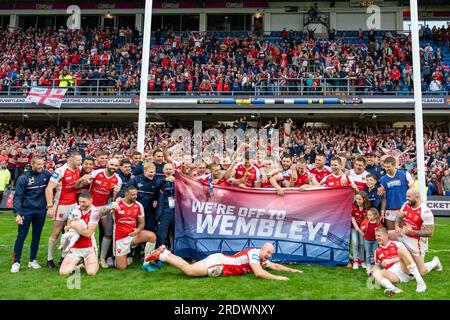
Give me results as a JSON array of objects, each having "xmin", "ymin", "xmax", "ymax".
[{"xmin": 118, "ymin": 217, "xmax": 136, "ymax": 225}]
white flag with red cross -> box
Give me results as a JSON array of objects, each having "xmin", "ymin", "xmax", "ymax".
[{"xmin": 25, "ymin": 87, "xmax": 68, "ymax": 108}]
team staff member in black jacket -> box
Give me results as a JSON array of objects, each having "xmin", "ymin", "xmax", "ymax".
[
  {"xmin": 154, "ymin": 163, "xmax": 176, "ymax": 268},
  {"xmin": 128, "ymin": 161, "xmax": 160, "ymax": 260},
  {"xmin": 11, "ymin": 156, "xmax": 51, "ymax": 273}
]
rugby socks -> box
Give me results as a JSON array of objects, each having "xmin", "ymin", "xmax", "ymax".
[
  {"xmin": 424, "ymin": 260, "xmax": 438, "ymax": 273},
  {"xmin": 380, "ymin": 279, "xmax": 396, "ymax": 290},
  {"xmin": 408, "ymin": 263, "xmax": 425, "ymax": 284},
  {"xmin": 100, "ymin": 237, "xmax": 111, "ymax": 261},
  {"xmin": 159, "ymin": 249, "xmax": 170, "ymax": 262},
  {"xmin": 48, "ymin": 238, "xmax": 56, "ymax": 261},
  {"xmin": 144, "ymin": 242, "xmax": 155, "ymax": 257}
]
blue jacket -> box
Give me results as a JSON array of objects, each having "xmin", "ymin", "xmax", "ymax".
[
  {"xmin": 157, "ymin": 180, "xmax": 175, "ymax": 217},
  {"xmin": 364, "ymin": 186, "xmax": 383, "ymax": 211},
  {"xmin": 129, "ymin": 174, "xmax": 161, "ymax": 209},
  {"xmin": 13, "ymin": 169, "xmax": 51, "ymax": 216},
  {"xmin": 117, "ymin": 170, "xmax": 134, "ymax": 198},
  {"xmin": 133, "ymin": 161, "xmax": 166, "ymax": 182}
]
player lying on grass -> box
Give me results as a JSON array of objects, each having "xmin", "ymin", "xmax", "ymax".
[
  {"xmin": 144, "ymin": 242, "xmax": 303, "ymax": 280},
  {"xmin": 370, "ymin": 227, "xmax": 441, "ymax": 296}
]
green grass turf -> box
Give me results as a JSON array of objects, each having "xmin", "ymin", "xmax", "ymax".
[{"xmin": 0, "ymin": 211, "xmax": 449, "ymax": 300}]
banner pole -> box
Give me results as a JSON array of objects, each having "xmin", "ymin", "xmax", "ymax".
[
  {"xmin": 137, "ymin": 0, "xmax": 153, "ymax": 154},
  {"xmin": 409, "ymin": 0, "xmax": 426, "ymax": 201}
]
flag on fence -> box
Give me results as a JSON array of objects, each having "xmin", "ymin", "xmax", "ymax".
[{"xmin": 25, "ymin": 87, "xmax": 67, "ymax": 108}]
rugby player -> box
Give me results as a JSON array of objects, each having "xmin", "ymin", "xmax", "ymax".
[
  {"xmin": 100, "ymin": 186, "xmax": 157, "ymax": 270},
  {"xmin": 45, "ymin": 152, "xmax": 83, "ymax": 268},
  {"xmin": 389, "ymin": 188, "xmax": 442, "ymax": 276},
  {"xmin": 145, "ymin": 242, "xmax": 303, "ymax": 280},
  {"xmin": 371, "ymin": 227, "xmax": 428, "ymax": 295}
]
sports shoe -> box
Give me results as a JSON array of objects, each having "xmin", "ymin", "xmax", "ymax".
[
  {"xmin": 47, "ymin": 260, "xmax": 56, "ymax": 269},
  {"xmin": 155, "ymin": 260, "xmax": 163, "ymax": 269},
  {"xmin": 416, "ymin": 281, "xmax": 427, "ymax": 293},
  {"xmin": 384, "ymin": 287, "xmax": 403, "ymax": 296},
  {"xmin": 352, "ymin": 262, "xmax": 359, "ymax": 270},
  {"xmin": 433, "ymin": 256, "xmax": 443, "ymax": 272},
  {"xmin": 106, "ymin": 257, "xmax": 114, "ymax": 267},
  {"xmin": 28, "ymin": 260, "xmax": 41, "ymax": 269},
  {"xmin": 100, "ymin": 258, "xmax": 109, "ymax": 269},
  {"xmin": 11, "ymin": 262, "xmax": 20, "ymax": 273},
  {"xmin": 127, "ymin": 257, "xmax": 133, "ymax": 266},
  {"xmin": 141, "ymin": 263, "xmax": 156, "ymax": 272},
  {"xmin": 144, "ymin": 245, "xmax": 167, "ymax": 262},
  {"xmin": 361, "ymin": 262, "xmax": 367, "ymax": 269}
]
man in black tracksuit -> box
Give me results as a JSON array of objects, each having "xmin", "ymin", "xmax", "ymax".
[
  {"xmin": 11, "ymin": 156, "xmax": 51, "ymax": 272},
  {"xmin": 155, "ymin": 163, "xmax": 176, "ymax": 256},
  {"xmin": 117, "ymin": 158, "xmax": 134, "ymax": 198},
  {"xmin": 129, "ymin": 161, "xmax": 161, "ymax": 257}
]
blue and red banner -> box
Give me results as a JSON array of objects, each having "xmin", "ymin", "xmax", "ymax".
[{"xmin": 174, "ymin": 174, "xmax": 354, "ymax": 266}]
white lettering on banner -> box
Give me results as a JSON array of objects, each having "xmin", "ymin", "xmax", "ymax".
[
  {"xmin": 257, "ymin": 219, "xmax": 276, "ymax": 237},
  {"xmin": 219, "ymin": 215, "xmax": 235, "ymax": 235},
  {"xmin": 426, "ymin": 201, "xmax": 450, "ymax": 211},
  {"xmin": 193, "ymin": 201, "xmax": 331, "ymax": 241},
  {"xmin": 0, "ymin": 98, "xmax": 132, "ymax": 105},
  {"xmin": 235, "ymin": 217, "xmax": 258, "ymax": 236},
  {"xmin": 289, "ymin": 221, "xmax": 306, "ymax": 240}
]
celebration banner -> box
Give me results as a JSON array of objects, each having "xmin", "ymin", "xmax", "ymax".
[{"xmin": 174, "ymin": 174, "xmax": 354, "ymax": 266}]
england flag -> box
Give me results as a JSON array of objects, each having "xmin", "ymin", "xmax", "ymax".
[{"xmin": 25, "ymin": 87, "xmax": 68, "ymax": 108}]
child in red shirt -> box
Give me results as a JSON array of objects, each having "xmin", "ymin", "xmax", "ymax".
[
  {"xmin": 359, "ymin": 208, "xmax": 382, "ymax": 275},
  {"xmin": 351, "ymin": 192, "xmax": 370, "ymax": 270}
]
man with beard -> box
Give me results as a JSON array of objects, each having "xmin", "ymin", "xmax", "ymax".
[
  {"xmin": 89, "ymin": 158, "xmax": 122, "ymax": 268},
  {"xmin": 270, "ymin": 154, "xmax": 294, "ymax": 196},
  {"xmin": 389, "ymin": 188, "xmax": 442, "ymax": 276},
  {"xmin": 100, "ymin": 186, "xmax": 157, "ymax": 270},
  {"xmin": 45, "ymin": 152, "xmax": 83, "ymax": 269},
  {"xmin": 59, "ymin": 191, "xmax": 100, "ymax": 276}
]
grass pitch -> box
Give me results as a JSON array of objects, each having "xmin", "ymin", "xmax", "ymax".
[{"xmin": 0, "ymin": 212, "xmax": 449, "ymax": 300}]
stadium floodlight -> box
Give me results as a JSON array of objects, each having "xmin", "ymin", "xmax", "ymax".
[
  {"xmin": 409, "ymin": 0, "xmax": 426, "ymax": 201},
  {"xmin": 137, "ymin": 0, "xmax": 153, "ymax": 154}
]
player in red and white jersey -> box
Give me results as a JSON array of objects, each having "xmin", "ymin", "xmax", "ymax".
[
  {"xmin": 89, "ymin": 158, "xmax": 122, "ymax": 269},
  {"xmin": 389, "ymin": 188, "xmax": 442, "ymax": 276},
  {"xmin": 371, "ymin": 227, "xmax": 428, "ymax": 295},
  {"xmin": 232, "ymin": 151, "xmax": 261, "ymax": 188},
  {"xmin": 100, "ymin": 186, "xmax": 156, "ymax": 270},
  {"xmin": 292, "ymin": 158, "xmax": 318, "ymax": 190},
  {"xmin": 269, "ymin": 154, "xmax": 294, "ymax": 196},
  {"xmin": 144, "ymin": 242, "xmax": 303, "ymax": 280},
  {"xmin": 349, "ymin": 157, "xmax": 370, "ymax": 192},
  {"xmin": 253, "ymin": 148, "xmax": 272, "ymax": 187},
  {"xmin": 309, "ymin": 153, "xmax": 331, "ymax": 183},
  {"xmin": 45, "ymin": 152, "xmax": 83, "ymax": 269},
  {"xmin": 59, "ymin": 191, "xmax": 101, "ymax": 276},
  {"xmin": 319, "ymin": 157, "xmax": 358, "ymax": 191}
]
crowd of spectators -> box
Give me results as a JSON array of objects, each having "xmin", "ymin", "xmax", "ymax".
[
  {"xmin": 1, "ymin": 120, "xmax": 449, "ymax": 196},
  {"xmin": 0, "ymin": 24, "xmax": 448, "ymax": 96}
]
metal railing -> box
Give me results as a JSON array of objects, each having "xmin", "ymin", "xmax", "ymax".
[{"xmin": 0, "ymin": 78, "xmax": 448, "ymax": 97}]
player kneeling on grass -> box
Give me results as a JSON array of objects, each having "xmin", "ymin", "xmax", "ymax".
[
  {"xmin": 59, "ymin": 191, "xmax": 100, "ymax": 276},
  {"xmin": 389, "ymin": 188, "xmax": 442, "ymax": 277},
  {"xmin": 370, "ymin": 227, "xmax": 428, "ymax": 296},
  {"xmin": 59, "ymin": 210, "xmax": 87, "ymax": 252},
  {"xmin": 100, "ymin": 185, "xmax": 156, "ymax": 270},
  {"xmin": 144, "ymin": 242, "xmax": 303, "ymax": 280}
]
